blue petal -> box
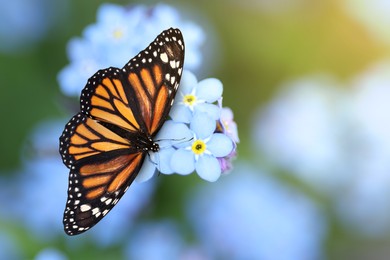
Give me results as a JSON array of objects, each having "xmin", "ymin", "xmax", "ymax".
[
  {"xmin": 178, "ymin": 70, "xmax": 197, "ymax": 95},
  {"xmin": 197, "ymin": 78, "xmax": 223, "ymax": 102},
  {"xmin": 190, "ymin": 112, "xmax": 216, "ymax": 139},
  {"xmin": 156, "ymin": 120, "xmax": 191, "ymax": 141},
  {"xmin": 207, "ymin": 133, "xmax": 234, "ymax": 157},
  {"xmin": 170, "ymin": 149, "xmax": 195, "ymax": 175},
  {"xmin": 196, "ymin": 103, "xmax": 221, "ymax": 121},
  {"xmin": 96, "ymin": 3, "xmax": 126, "ymax": 25},
  {"xmin": 156, "ymin": 121, "xmax": 192, "ymax": 149},
  {"xmin": 195, "ymin": 155, "xmax": 221, "ymax": 182},
  {"xmin": 169, "ymin": 103, "xmax": 192, "ymax": 123},
  {"xmin": 156, "ymin": 147, "xmax": 175, "ymax": 174},
  {"xmin": 135, "ymin": 158, "xmax": 157, "ymax": 183}
]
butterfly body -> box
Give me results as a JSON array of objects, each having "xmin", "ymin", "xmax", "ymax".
[{"xmin": 59, "ymin": 28, "xmax": 184, "ymax": 235}]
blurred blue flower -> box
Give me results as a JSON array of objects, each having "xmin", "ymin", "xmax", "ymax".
[
  {"xmin": 254, "ymin": 63, "xmax": 390, "ymax": 237},
  {"xmin": 58, "ymin": 3, "xmax": 205, "ymax": 96},
  {"xmin": 187, "ymin": 163, "xmax": 327, "ymax": 260},
  {"xmin": 170, "ymin": 112, "xmax": 233, "ymax": 182},
  {"xmin": 0, "ymin": 0, "xmax": 68, "ymax": 53},
  {"xmin": 2, "ymin": 120, "xmax": 70, "ymax": 241},
  {"xmin": 1, "ymin": 119, "xmax": 155, "ymax": 246},
  {"xmin": 254, "ymin": 75, "xmax": 350, "ymax": 194},
  {"xmin": 170, "ymin": 70, "xmax": 223, "ymax": 123},
  {"xmin": 334, "ymin": 62, "xmax": 390, "ymax": 237},
  {"xmin": 84, "ymin": 177, "xmax": 155, "ymax": 247},
  {"xmin": 135, "ymin": 120, "xmax": 193, "ymax": 182},
  {"xmin": 34, "ymin": 248, "xmax": 67, "ymax": 260},
  {"xmin": 124, "ymin": 220, "xmax": 185, "ymax": 260}
]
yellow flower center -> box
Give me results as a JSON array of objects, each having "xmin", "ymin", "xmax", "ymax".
[
  {"xmin": 113, "ymin": 28, "xmax": 124, "ymax": 39},
  {"xmin": 183, "ymin": 94, "xmax": 197, "ymax": 106},
  {"xmin": 191, "ymin": 140, "xmax": 206, "ymax": 155}
]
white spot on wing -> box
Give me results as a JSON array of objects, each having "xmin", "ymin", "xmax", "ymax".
[
  {"xmin": 80, "ymin": 204, "xmax": 91, "ymax": 212},
  {"xmin": 92, "ymin": 207, "xmax": 100, "ymax": 215},
  {"xmin": 160, "ymin": 52, "xmax": 168, "ymax": 63}
]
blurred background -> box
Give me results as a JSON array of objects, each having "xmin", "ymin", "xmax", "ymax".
[{"xmin": 1, "ymin": 0, "xmax": 390, "ymax": 259}]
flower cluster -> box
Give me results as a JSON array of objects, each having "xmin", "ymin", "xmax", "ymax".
[
  {"xmin": 57, "ymin": 3, "xmax": 238, "ymax": 183},
  {"xmin": 58, "ymin": 3, "xmax": 205, "ymax": 96},
  {"xmin": 137, "ymin": 70, "xmax": 238, "ymax": 183}
]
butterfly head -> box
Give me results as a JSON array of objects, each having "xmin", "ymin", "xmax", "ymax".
[{"xmin": 134, "ymin": 134, "xmax": 160, "ymax": 153}]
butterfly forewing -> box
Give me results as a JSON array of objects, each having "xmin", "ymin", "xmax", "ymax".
[
  {"xmin": 59, "ymin": 28, "xmax": 185, "ymax": 235},
  {"xmin": 80, "ymin": 67, "xmax": 145, "ymax": 135},
  {"xmin": 124, "ymin": 28, "xmax": 185, "ymax": 135}
]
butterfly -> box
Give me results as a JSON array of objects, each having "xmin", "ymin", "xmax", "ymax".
[{"xmin": 59, "ymin": 28, "xmax": 185, "ymax": 236}]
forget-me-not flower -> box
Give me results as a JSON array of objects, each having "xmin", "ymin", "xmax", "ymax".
[
  {"xmin": 170, "ymin": 70, "xmax": 223, "ymax": 123},
  {"xmin": 134, "ymin": 73, "xmax": 237, "ymax": 182},
  {"xmin": 57, "ymin": 2, "xmax": 238, "ymax": 185},
  {"xmin": 187, "ymin": 163, "xmax": 328, "ymax": 260},
  {"xmin": 169, "ymin": 112, "xmax": 233, "ymax": 182},
  {"xmin": 34, "ymin": 248, "xmax": 68, "ymax": 260},
  {"xmin": 124, "ymin": 220, "xmax": 184, "ymax": 260},
  {"xmin": 58, "ymin": 3, "xmax": 205, "ymax": 96},
  {"xmin": 215, "ymin": 99, "xmax": 239, "ymax": 173},
  {"xmin": 0, "ymin": 0, "xmax": 68, "ymax": 53},
  {"xmin": 135, "ymin": 120, "xmax": 193, "ymax": 183}
]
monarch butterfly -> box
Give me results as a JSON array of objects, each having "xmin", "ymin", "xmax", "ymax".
[{"xmin": 59, "ymin": 28, "xmax": 185, "ymax": 236}]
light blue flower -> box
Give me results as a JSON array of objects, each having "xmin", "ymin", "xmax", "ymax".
[
  {"xmin": 170, "ymin": 70, "xmax": 223, "ymax": 123},
  {"xmin": 58, "ymin": 3, "xmax": 205, "ymax": 96},
  {"xmin": 136, "ymin": 112, "xmax": 234, "ymax": 182},
  {"xmin": 135, "ymin": 120, "xmax": 193, "ymax": 182},
  {"xmin": 170, "ymin": 112, "xmax": 233, "ymax": 182},
  {"xmin": 215, "ymin": 98, "xmax": 239, "ymax": 173},
  {"xmin": 0, "ymin": 0, "xmax": 68, "ymax": 53},
  {"xmin": 34, "ymin": 248, "xmax": 67, "ymax": 260},
  {"xmin": 124, "ymin": 220, "xmax": 185, "ymax": 260},
  {"xmin": 253, "ymin": 75, "xmax": 348, "ymax": 195},
  {"xmin": 83, "ymin": 179, "xmax": 156, "ymax": 247},
  {"xmin": 187, "ymin": 163, "xmax": 328, "ymax": 260}
]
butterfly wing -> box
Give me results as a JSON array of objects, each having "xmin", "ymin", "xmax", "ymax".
[
  {"xmin": 59, "ymin": 28, "xmax": 185, "ymax": 235},
  {"xmin": 81, "ymin": 28, "xmax": 185, "ymax": 136},
  {"xmin": 59, "ymin": 113, "xmax": 145, "ymax": 235},
  {"xmin": 124, "ymin": 28, "xmax": 184, "ymax": 135}
]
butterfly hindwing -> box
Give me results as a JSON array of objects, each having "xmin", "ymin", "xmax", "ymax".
[{"xmin": 63, "ymin": 152, "xmax": 145, "ymax": 235}]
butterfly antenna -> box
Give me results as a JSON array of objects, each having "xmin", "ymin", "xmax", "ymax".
[{"xmin": 157, "ymin": 136, "xmax": 194, "ymax": 149}]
